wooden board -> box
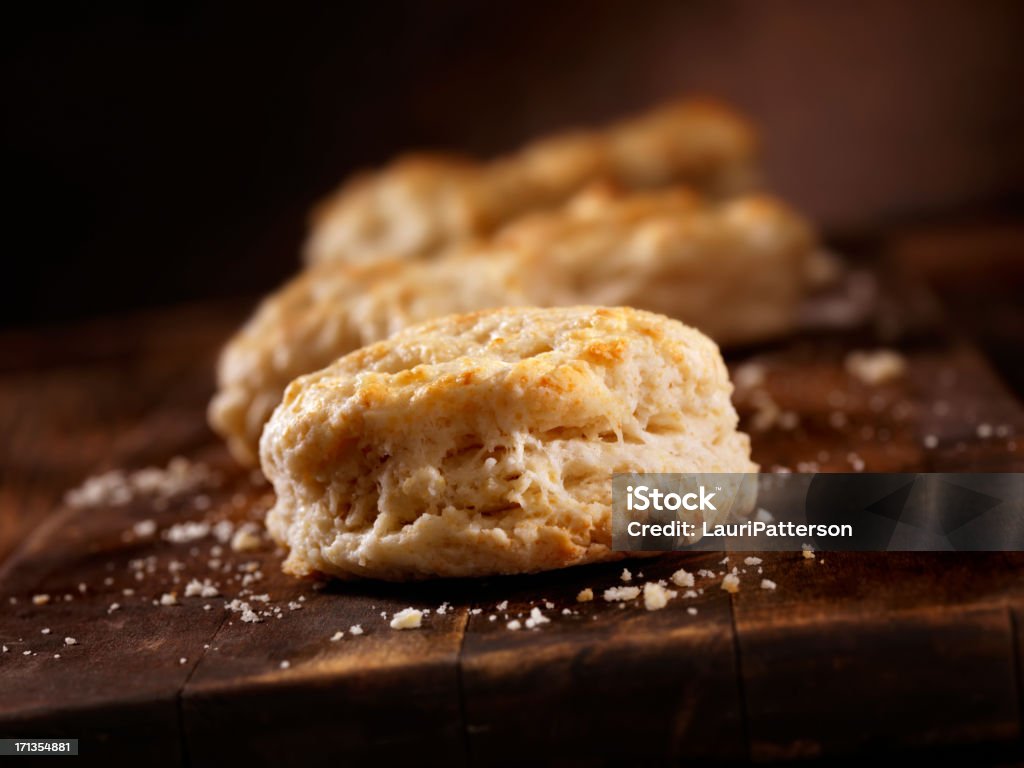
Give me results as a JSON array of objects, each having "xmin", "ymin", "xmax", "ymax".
[{"xmin": 1, "ymin": 246, "xmax": 1023, "ymax": 765}]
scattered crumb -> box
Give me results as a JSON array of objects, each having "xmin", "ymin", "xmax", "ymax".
[
  {"xmin": 977, "ymin": 423, "xmax": 993, "ymax": 439},
  {"xmin": 230, "ymin": 523, "xmax": 262, "ymax": 552},
  {"xmin": 330, "ymin": 631, "xmax": 344, "ymax": 642},
  {"xmin": 32, "ymin": 594, "xmax": 50, "ymax": 606},
  {"xmin": 108, "ymin": 603, "xmax": 120, "ymax": 613},
  {"xmin": 164, "ymin": 521, "xmax": 210, "ymax": 544},
  {"xmin": 40, "ymin": 628, "xmax": 50, "ymax": 635},
  {"xmin": 761, "ymin": 579, "xmax": 777, "ymax": 590},
  {"xmin": 687, "ymin": 607, "xmax": 698, "ymax": 616},
  {"xmin": 495, "ymin": 600, "xmax": 508, "ymax": 611},
  {"xmin": 349, "ymin": 625, "xmax": 363, "ymax": 636},
  {"xmin": 845, "ymin": 349, "xmax": 906, "ymax": 385},
  {"xmin": 179, "ymin": 657, "xmax": 187, "ymax": 665},
  {"xmin": 721, "ymin": 574, "xmax": 740, "ymax": 594},
  {"xmin": 603, "ymin": 586, "xmax": 641, "ymax": 602},
  {"xmin": 642, "ymin": 582, "xmax": 676, "ymax": 611},
  {"xmin": 133, "ymin": 520, "xmax": 157, "ymax": 538},
  {"xmin": 525, "ymin": 607, "xmax": 550, "ymax": 629},
  {"xmin": 744, "ymin": 557, "xmax": 763, "ymax": 566},
  {"xmin": 506, "ymin": 619, "xmax": 522, "ymax": 631},
  {"xmin": 279, "ymin": 660, "xmax": 290, "ymax": 670},
  {"xmin": 670, "ymin": 569, "xmax": 695, "ymax": 588},
  {"xmin": 576, "ymin": 588, "xmax": 594, "ymax": 602},
  {"xmin": 159, "ymin": 592, "xmax": 178, "ymax": 606},
  {"xmin": 620, "ymin": 568, "xmax": 632, "ymax": 583},
  {"xmin": 733, "ymin": 362, "xmax": 766, "ymax": 390},
  {"xmin": 64, "ymin": 637, "xmax": 77, "ymax": 646},
  {"xmin": 802, "ymin": 544, "xmax": 816, "ymax": 560},
  {"xmin": 923, "ymin": 434, "xmax": 938, "ymax": 449},
  {"xmin": 390, "ymin": 608, "xmax": 423, "ymax": 630},
  {"xmin": 65, "ymin": 457, "xmax": 216, "ymax": 509}
]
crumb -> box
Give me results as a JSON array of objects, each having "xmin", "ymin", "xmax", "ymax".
[
  {"xmin": 525, "ymin": 607, "xmax": 550, "ymax": 629},
  {"xmin": 231, "ymin": 523, "xmax": 262, "ymax": 552},
  {"xmin": 496, "ymin": 600, "xmax": 508, "ymax": 611},
  {"xmin": 687, "ymin": 607, "xmax": 698, "ymax": 616},
  {"xmin": 802, "ymin": 544, "xmax": 816, "ymax": 560},
  {"xmin": 576, "ymin": 588, "xmax": 594, "ymax": 602},
  {"xmin": 506, "ymin": 619, "xmax": 522, "ymax": 631},
  {"xmin": 390, "ymin": 608, "xmax": 423, "ymax": 630},
  {"xmin": 64, "ymin": 637, "xmax": 77, "ymax": 646},
  {"xmin": 349, "ymin": 625, "xmax": 363, "ymax": 635},
  {"xmin": 977, "ymin": 423, "xmax": 993, "ymax": 439},
  {"xmin": 721, "ymin": 574, "xmax": 740, "ymax": 594},
  {"xmin": 845, "ymin": 349, "xmax": 906, "ymax": 385},
  {"xmin": 40, "ymin": 628, "xmax": 50, "ymax": 635},
  {"xmin": 603, "ymin": 586, "xmax": 640, "ymax": 602},
  {"xmin": 179, "ymin": 657, "xmax": 187, "ymax": 665},
  {"xmin": 133, "ymin": 520, "xmax": 157, "ymax": 538},
  {"xmin": 32, "ymin": 594, "xmax": 50, "ymax": 606},
  {"xmin": 620, "ymin": 568, "xmax": 632, "ymax": 582},
  {"xmin": 53, "ymin": 654, "xmax": 60, "ymax": 659},
  {"xmin": 761, "ymin": 579, "xmax": 777, "ymax": 590},
  {"xmin": 159, "ymin": 592, "xmax": 178, "ymax": 606},
  {"xmin": 923, "ymin": 434, "xmax": 938, "ymax": 449},
  {"xmin": 744, "ymin": 556, "xmax": 763, "ymax": 566},
  {"xmin": 330, "ymin": 631, "xmax": 344, "ymax": 641},
  {"xmin": 279, "ymin": 660, "xmax": 290, "ymax": 669},
  {"xmin": 642, "ymin": 582, "xmax": 676, "ymax": 611},
  {"xmin": 733, "ymin": 361, "xmax": 766, "ymax": 390},
  {"xmin": 670, "ymin": 569, "xmax": 695, "ymax": 588}
]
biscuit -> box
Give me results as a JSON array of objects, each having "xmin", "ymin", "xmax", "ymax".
[
  {"xmin": 209, "ymin": 188, "xmax": 816, "ymax": 464},
  {"xmin": 305, "ymin": 99, "xmax": 756, "ymax": 264},
  {"xmin": 260, "ymin": 306, "xmax": 757, "ymax": 580}
]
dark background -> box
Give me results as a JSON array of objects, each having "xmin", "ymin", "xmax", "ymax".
[{"xmin": 5, "ymin": 0, "xmax": 1024, "ymax": 328}]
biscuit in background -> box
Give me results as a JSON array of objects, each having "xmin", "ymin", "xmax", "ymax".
[
  {"xmin": 260, "ymin": 306, "xmax": 757, "ymax": 581},
  {"xmin": 210, "ymin": 187, "xmax": 819, "ymax": 465},
  {"xmin": 305, "ymin": 98, "xmax": 757, "ymax": 265}
]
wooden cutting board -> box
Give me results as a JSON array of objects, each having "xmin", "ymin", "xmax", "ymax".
[{"xmin": 1, "ymin": 246, "xmax": 1023, "ymax": 766}]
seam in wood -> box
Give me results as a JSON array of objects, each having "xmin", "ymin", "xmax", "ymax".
[
  {"xmin": 453, "ymin": 607, "xmax": 473, "ymax": 767},
  {"xmin": 1009, "ymin": 605, "xmax": 1024, "ymax": 740},
  {"xmin": 726, "ymin": 590, "xmax": 752, "ymax": 762},
  {"xmin": 175, "ymin": 609, "xmax": 232, "ymax": 767}
]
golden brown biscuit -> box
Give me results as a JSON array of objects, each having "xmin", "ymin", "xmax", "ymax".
[
  {"xmin": 209, "ymin": 188, "xmax": 816, "ymax": 464},
  {"xmin": 305, "ymin": 99, "xmax": 757, "ymax": 264},
  {"xmin": 260, "ymin": 306, "xmax": 756, "ymax": 581}
]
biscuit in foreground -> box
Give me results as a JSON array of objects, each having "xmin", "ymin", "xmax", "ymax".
[{"xmin": 260, "ymin": 306, "xmax": 757, "ymax": 581}]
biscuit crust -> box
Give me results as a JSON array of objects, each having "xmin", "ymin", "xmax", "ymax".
[{"xmin": 260, "ymin": 306, "xmax": 757, "ymax": 581}]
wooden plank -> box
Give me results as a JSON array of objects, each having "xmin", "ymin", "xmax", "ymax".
[
  {"xmin": 733, "ymin": 553, "xmax": 1024, "ymax": 761},
  {"xmin": 180, "ymin": 556, "xmax": 470, "ymax": 765},
  {"xmin": 459, "ymin": 553, "xmax": 744, "ymax": 765}
]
